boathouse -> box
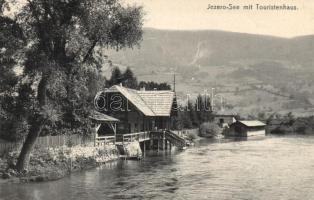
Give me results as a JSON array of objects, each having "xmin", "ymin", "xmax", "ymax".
[
  {"xmin": 227, "ymin": 120, "xmax": 266, "ymax": 137},
  {"xmin": 92, "ymin": 85, "xmax": 187, "ymax": 154},
  {"xmin": 97, "ymin": 85, "xmax": 177, "ymax": 134}
]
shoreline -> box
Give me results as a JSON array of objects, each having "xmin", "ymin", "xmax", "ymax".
[
  {"xmin": 0, "ymin": 145, "xmax": 120, "ymax": 183},
  {"xmin": 0, "ymin": 130, "xmax": 197, "ymax": 184}
]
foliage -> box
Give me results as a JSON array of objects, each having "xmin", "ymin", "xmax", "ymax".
[
  {"xmin": 0, "ymin": 0, "xmax": 144, "ymax": 170},
  {"xmin": 0, "ymin": 10, "xmax": 28, "ymax": 141},
  {"xmin": 199, "ymin": 122, "xmax": 221, "ymax": 138},
  {"xmin": 268, "ymin": 112, "xmax": 314, "ymax": 135},
  {"xmin": 186, "ymin": 132, "xmax": 197, "ymax": 142},
  {"xmin": 176, "ymin": 111, "xmax": 192, "ymax": 129},
  {"xmin": 107, "ymin": 67, "xmax": 138, "ymax": 89},
  {"xmin": 107, "ymin": 67, "xmax": 123, "ymax": 86},
  {"xmin": 195, "ymin": 94, "xmax": 212, "ymax": 123},
  {"xmin": 106, "ymin": 67, "xmax": 171, "ymax": 90},
  {"xmin": 171, "ymin": 96, "xmax": 213, "ymax": 130},
  {"xmin": 122, "ymin": 67, "xmax": 138, "ymax": 89},
  {"xmin": 138, "ymin": 81, "xmax": 171, "ymax": 90}
]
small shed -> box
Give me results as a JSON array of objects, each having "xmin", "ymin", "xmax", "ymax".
[
  {"xmin": 213, "ymin": 111, "xmax": 237, "ymax": 127},
  {"xmin": 227, "ymin": 120, "xmax": 266, "ymax": 137},
  {"xmin": 90, "ymin": 111, "xmax": 119, "ymax": 145}
]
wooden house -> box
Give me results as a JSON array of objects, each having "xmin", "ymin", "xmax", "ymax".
[
  {"xmin": 227, "ymin": 120, "xmax": 266, "ymax": 137},
  {"xmin": 97, "ymin": 85, "xmax": 177, "ymax": 135}
]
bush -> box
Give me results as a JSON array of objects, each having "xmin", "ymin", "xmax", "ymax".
[
  {"xmin": 199, "ymin": 122, "xmax": 221, "ymax": 138},
  {"xmin": 186, "ymin": 132, "xmax": 197, "ymax": 142}
]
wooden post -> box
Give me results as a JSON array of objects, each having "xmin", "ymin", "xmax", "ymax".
[
  {"xmin": 94, "ymin": 124, "xmax": 101, "ymax": 147},
  {"xmin": 94, "ymin": 127, "xmax": 96, "ymax": 147},
  {"xmin": 58, "ymin": 135, "xmax": 60, "ymax": 147},
  {"xmin": 165, "ymin": 140, "xmax": 168, "ymax": 150},
  {"xmin": 47, "ymin": 135, "xmax": 49, "ymax": 149},
  {"xmin": 143, "ymin": 141, "xmax": 146, "ymax": 157},
  {"xmin": 150, "ymin": 139, "xmax": 153, "ymax": 150},
  {"xmin": 114, "ymin": 123, "xmax": 117, "ymax": 145},
  {"xmin": 162, "ymin": 131, "xmax": 166, "ymax": 150}
]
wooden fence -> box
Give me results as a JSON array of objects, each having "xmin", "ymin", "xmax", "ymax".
[{"xmin": 0, "ymin": 134, "xmax": 93, "ymax": 155}]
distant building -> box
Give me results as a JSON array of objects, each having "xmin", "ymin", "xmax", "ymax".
[
  {"xmin": 227, "ymin": 120, "xmax": 266, "ymax": 137},
  {"xmin": 213, "ymin": 111, "xmax": 237, "ymax": 127}
]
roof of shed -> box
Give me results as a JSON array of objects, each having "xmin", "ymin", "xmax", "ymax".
[
  {"xmin": 238, "ymin": 120, "xmax": 266, "ymax": 127},
  {"xmin": 105, "ymin": 85, "xmax": 174, "ymax": 117},
  {"xmin": 90, "ymin": 111, "xmax": 119, "ymax": 122}
]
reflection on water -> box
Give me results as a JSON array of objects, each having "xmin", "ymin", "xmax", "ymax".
[{"xmin": 2, "ymin": 135, "xmax": 314, "ymax": 200}]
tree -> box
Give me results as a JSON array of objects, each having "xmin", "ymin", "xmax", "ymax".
[
  {"xmin": 195, "ymin": 94, "xmax": 212, "ymax": 124},
  {"xmin": 257, "ymin": 112, "xmax": 266, "ymax": 120},
  {"xmin": 107, "ymin": 67, "xmax": 123, "ymax": 86},
  {"xmin": 283, "ymin": 112, "xmax": 295, "ymax": 126},
  {"xmin": 187, "ymin": 99, "xmax": 199, "ymax": 127},
  {"xmin": 121, "ymin": 67, "xmax": 137, "ymax": 89},
  {"xmin": 1, "ymin": 0, "xmax": 143, "ymax": 171},
  {"xmin": 138, "ymin": 81, "xmax": 171, "ymax": 90},
  {"xmin": 0, "ymin": 2, "xmax": 28, "ymax": 142},
  {"xmin": 106, "ymin": 67, "xmax": 138, "ymax": 88}
]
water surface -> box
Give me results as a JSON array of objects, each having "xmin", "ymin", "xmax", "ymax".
[{"xmin": 1, "ymin": 135, "xmax": 314, "ymax": 200}]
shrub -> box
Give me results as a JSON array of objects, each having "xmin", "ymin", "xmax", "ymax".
[
  {"xmin": 186, "ymin": 132, "xmax": 197, "ymax": 142},
  {"xmin": 199, "ymin": 122, "xmax": 221, "ymax": 138}
]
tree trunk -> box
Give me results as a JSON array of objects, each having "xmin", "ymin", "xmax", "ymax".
[
  {"xmin": 15, "ymin": 119, "xmax": 44, "ymax": 171},
  {"xmin": 15, "ymin": 75, "xmax": 48, "ymax": 172}
]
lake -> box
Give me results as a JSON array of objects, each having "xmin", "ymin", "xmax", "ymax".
[{"xmin": 1, "ymin": 135, "xmax": 314, "ymax": 200}]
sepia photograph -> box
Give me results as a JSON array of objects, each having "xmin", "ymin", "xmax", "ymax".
[{"xmin": 0, "ymin": 0, "xmax": 314, "ymax": 199}]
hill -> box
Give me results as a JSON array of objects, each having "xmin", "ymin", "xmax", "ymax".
[{"xmin": 105, "ymin": 28, "xmax": 314, "ymax": 117}]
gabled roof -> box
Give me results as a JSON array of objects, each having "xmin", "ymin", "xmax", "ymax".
[
  {"xmin": 238, "ymin": 120, "xmax": 266, "ymax": 127},
  {"xmin": 106, "ymin": 85, "xmax": 155, "ymax": 116},
  {"xmin": 138, "ymin": 90, "xmax": 174, "ymax": 116},
  {"xmin": 105, "ymin": 85, "xmax": 175, "ymax": 117},
  {"xmin": 90, "ymin": 111, "xmax": 119, "ymax": 122}
]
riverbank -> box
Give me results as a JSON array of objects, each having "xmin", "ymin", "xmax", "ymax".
[
  {"xmin": 3, "ymin": 136, "xmax": 314, "ymax": 200},
  {"xmin": 0, "ymin": 144, "xmax": 119, "ymax": 183}
]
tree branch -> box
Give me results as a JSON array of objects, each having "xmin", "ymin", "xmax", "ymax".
[{"xmin": 82, "ymin": 39, "xmax": 98, "ymax": 63}]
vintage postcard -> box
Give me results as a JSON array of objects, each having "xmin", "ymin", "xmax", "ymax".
[{"xmin": 0, "ymin": 0, "xmax": 314, "ymax": 199}]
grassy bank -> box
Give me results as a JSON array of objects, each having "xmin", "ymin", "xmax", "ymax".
[{"xmin": 0, "ymin": 145, "xmax": 119, "ymax": 183}]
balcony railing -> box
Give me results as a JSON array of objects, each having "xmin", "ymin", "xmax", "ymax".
[{"xmin": 118, "ymin": 132, "xmax": 150, "ymax": 143}]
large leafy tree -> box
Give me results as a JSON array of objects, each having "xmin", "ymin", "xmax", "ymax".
[
  {"xmin": 1, "ymin": 0, "xmax": 143, "ymax": 171},
  {"xmin": 0, "ymin": 1, "xmax": 28, "ymax": 142}
]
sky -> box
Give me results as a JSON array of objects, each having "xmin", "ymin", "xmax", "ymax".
[{"xmin": 125, "ymin": 0, "xmax": 314, "ymax": 38}]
